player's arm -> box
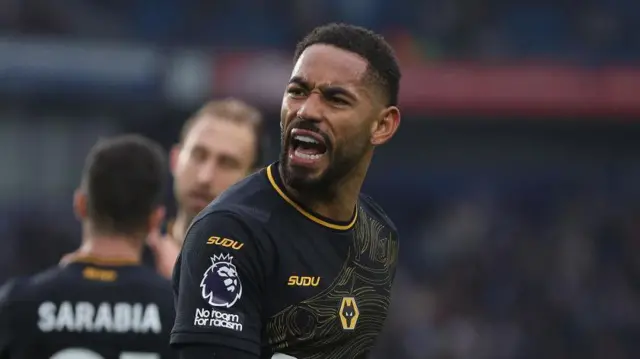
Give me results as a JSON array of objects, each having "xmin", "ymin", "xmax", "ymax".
[{"xmin": 171, "ymin": 211, "xmax": 268, "ymax": 358}]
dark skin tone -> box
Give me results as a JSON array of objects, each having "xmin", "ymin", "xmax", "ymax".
[{"xmin": 280, "ymin": 44, "xmax": 401, "ymax": 222}]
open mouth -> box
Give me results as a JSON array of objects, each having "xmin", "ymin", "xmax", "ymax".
[{"xmin": 289, "ymin": 128, "xmax": 328, "ymax": 162}]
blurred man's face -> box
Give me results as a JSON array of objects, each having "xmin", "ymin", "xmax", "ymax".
[{"xmin": 172, "ymin": 116, "xmax": 256, "ymax": 218}]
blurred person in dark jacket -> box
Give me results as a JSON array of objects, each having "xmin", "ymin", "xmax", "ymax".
[
  {"xmin": 0, "ymin": 134, "xmax": 176, "ymax": 359},
  {"xmin": 146, "ymin": 99, "xmax": 268, "ymax": 279}
]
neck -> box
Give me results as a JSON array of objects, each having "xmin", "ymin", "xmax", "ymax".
[
  {"xmin": 281, "ymin": 156, "xmax": 371, "ymax": 223},
  {"xmin": 172, "ymin": 210, "xmax": 191, "ymax": 243},
  {"xmin": 72, "ymin": 225, "xmax": 143, "ymax": 263}
]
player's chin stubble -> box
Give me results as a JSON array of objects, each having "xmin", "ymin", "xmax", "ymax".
[{"xmin": 280, "ymin": 143, "xmax": 362, "ymax": 200}]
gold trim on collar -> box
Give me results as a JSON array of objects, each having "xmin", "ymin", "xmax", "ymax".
[
  {"xmin": 63, "ymin": 255, "xmax": 140, "ymax": 267},
  {"xmin": 266, "ymin": 165, "xmax": 357, "ymax": 231}
]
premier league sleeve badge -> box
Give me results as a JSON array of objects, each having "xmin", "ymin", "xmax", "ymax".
[{"xmin": 200, "ymin": 253, "xmax": 243, "ymax": 308}]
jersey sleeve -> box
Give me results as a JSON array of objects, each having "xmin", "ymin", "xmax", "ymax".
[{"xmin": 170, "ymin": 211, "xmax": 268, "ymax": 356}]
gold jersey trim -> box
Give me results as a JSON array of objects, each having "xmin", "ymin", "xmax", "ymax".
[{"xmin": 266, "ymin": 164, "xmax": 357, "ymax": 231}]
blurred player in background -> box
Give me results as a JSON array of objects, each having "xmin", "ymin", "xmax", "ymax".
[
  {"xmin": 146, "ymin": 99, "xmax": 267, "ymax": 279},
  {"xmin": 0, "ymin": 135, "xmax": 176, "ymax": 359},
  {"xmin": 171, "ymin": 23, "xmax": 401, "ymax": 359}
]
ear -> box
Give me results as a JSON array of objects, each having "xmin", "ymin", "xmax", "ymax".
[
  {"xmin": 370, "ymin": 106, "xmax": 401, "ymax": 146},
  {"xmin": 148, "ymin": 206, "xmax": 167, "ymax": 233},
  {"xmin": 73, "ymin": 188, "xmax": 87, "ymax": 220},
  {"xmin": 169, "ymin": 145, "xmax": 181, "ymax": 175}
]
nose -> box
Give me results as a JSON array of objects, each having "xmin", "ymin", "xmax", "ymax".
[
  {"xmin": 296, "ymin": 92, "xmax": 324, "ymax": 122},
  {"xmin": 196, "ymin": 160, "xmax": 217, "ymax": 185}
]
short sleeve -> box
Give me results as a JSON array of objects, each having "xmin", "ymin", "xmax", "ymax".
[{"xmin": 170, "ymin": 211, "xmax": 266, "ymax": 356}]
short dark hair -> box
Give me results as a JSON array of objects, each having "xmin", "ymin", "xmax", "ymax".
[
  {"xmin": 179, "ymin": 98, "xmax": 268, "ymax": 169},
  {"xmin": 294, "ymin": 23, "xmax": 401, "ymax": 106},
  {"xmin": 82, "ymin": 134, "xmax": 167, "ymax": 236}
]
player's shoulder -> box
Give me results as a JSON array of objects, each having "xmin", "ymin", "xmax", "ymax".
[
  {"xmin": 1, "ymin": 264, "xmax": 172, "ymax": 301},
  {"xmin": 0, "ymin": 276, "xmax": 27, "ymax": 307},
  {"xmin": 193, "ymin": 166, "xmax": 280, "ymax": 228},
  {"xmin": 0, "ymin": 267, "xmax": 63, "ymax": 303},
  {"xmin": 120, "ymin": 265, "xmax": 174, "ymax": 294},
  {"xmin": 0, "ymin": 267, "xmax": 68, "ymax": 314},
  {"xmin": 359, "ymin": 193, "xmax": 399, "ymax": 234},
  {"xmin": 182, "ymin": 166, "xmax": 281, "ymax": 259}
]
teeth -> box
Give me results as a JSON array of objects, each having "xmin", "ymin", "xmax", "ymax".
[
  {"xmin": 294, "ymin": 149, "xmax": 324, "ymax": 160},
  {"xmin": 293, "ymin": 135, "xmax": 318, "ymax": 144}
]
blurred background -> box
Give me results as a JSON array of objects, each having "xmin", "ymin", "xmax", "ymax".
[{"xmin": 1, "ymin": 1, "xmax": 640, "ymax": 358}]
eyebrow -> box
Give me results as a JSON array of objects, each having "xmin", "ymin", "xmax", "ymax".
[{"xmin": 289, "ymin": 76, "xmax": 358, "ymax": 101}]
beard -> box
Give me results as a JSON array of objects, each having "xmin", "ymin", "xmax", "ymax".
[{"xmin": 279, "ymin": 120, "xmax": 369, "ymax": 200}]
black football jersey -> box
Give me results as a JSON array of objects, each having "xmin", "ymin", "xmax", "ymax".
[
  {"xmin": 171, "ymin": 162, "xmax": 399, "ymax": 359},
  {"xmin": 0, "ymin": 258, "xmax": 176, "ymax": 359}
]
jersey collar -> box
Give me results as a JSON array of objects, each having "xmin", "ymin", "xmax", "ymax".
[{"xmin": 265, "ymin": 162, "xmax": 357, "ymax": 231}]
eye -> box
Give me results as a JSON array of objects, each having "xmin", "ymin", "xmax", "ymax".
[
  {"xmin": 329, "ymin": 97, "xmax": 349, "ymax": 105},
  {"xmin": 287, "ymin": 87, "xmax": 306, "ymax": 97},
  {"xmin": 191, "ymin": 146, "xmax": 208, "ymax": 162},
  {"xmin": 218, "ymin": 155, "xmax": 241, "ymax": 170}
]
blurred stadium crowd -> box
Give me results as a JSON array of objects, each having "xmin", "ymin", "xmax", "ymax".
[
  {"xmin": 2, "ymin": 0, "xmax": 639, "ymax": 62},
  {"xmin": 1, "ymin": 1, "xmax": 640, "ymax": 359},
  {"xmin": 379, "ymin": 175, "xmax": 640, "ymax": 359}
]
